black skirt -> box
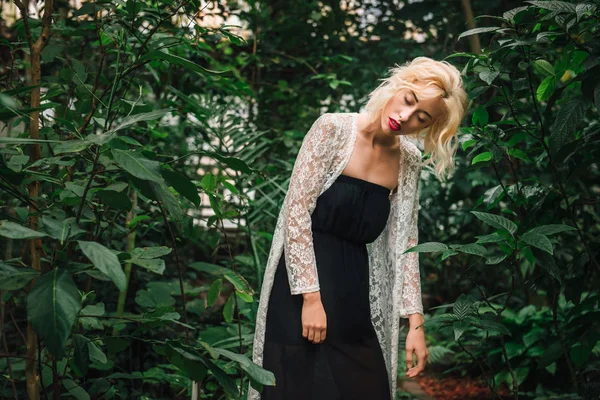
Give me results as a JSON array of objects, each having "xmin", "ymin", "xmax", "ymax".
[{"xmin": 262, "ymin": 174, "xmax": 395, "ymax": 400}]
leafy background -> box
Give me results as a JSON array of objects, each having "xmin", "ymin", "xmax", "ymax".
[{"xmin": 0, "ymin": 0, "xmax": 598, "ymax": 399}]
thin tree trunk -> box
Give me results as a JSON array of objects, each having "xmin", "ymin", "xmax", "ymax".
[
  {"xmin": 13, "ymin": 1, "xmax": 55, "ymax": 398},
  {"xmin": 461, "ymin": 0, "xmax": 481, "ymax": 54}
]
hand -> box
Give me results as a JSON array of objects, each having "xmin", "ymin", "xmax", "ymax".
[
  {"xmin": 301, "ymin": 292, "xmax": 327, "ymax": 344},
  {"xmin": 405, "ymin": 317, "xmax": 428, "ymax": 378}
]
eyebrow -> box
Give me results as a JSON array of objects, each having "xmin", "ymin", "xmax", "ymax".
[{"xmin": 409, "ymin": 90, "xmax": 433, "ymax": 121}]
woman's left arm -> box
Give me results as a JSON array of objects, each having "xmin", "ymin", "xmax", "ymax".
[
  {"xmin": 399, "ymin": 148, "xmax": 428, "ymax": 378},
  {"xmin": 399, "ymin": 151, "xmax": 424, "ymax": 321}
]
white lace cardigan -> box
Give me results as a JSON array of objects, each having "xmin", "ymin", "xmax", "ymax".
[{"xmin": 248, "ymin": 112, "xmax": 424, "ymax": 399}]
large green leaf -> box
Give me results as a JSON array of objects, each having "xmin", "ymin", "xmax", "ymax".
[
  {"xmin": 150, "ymin": 181, "xmax": 184, "ymax": 222},
  {"xmin": 212, "ymin": 347, "xmax": 276, "ymax": 386},
  {"xmin": 549, "ymin": 96, "xmax": 587, "ymax": 152},
  {"xmin": 0, "ymin": 262, "xmax": 40, "ymax": 290},
  {"xmin": 0, "ymin": 220, "xmax": 50, "ymax": 239},
  {"xmin": 112, "ymin": 149, "xmax": 164, "ymax": 183},
  {"xmin": 165, "ymin": 342, "xmax": 208, "ymax": 382},
  {"xmin": 27, "ymin": 269, "xmax": 81, "ymax": 358},
  {"xmin": 78, "ymin": 241, "xmax": 126, "ymax": 291},
  {"xmin": 161, "ymin": 169, "xmax": 201, "ymax": 207},
  {"xmin": 41, "ymin": 216, "xmax": 85, "ymax": 244},
  {"xmin": 525, "ymin": 224, "xmax": 576, "ymax": 236},
  {"xmin": 204, "ymin": 358, "xmax": 240, "ymax": 397},
  {"xmin": 139, "ymin": 50, "xmax": 227, "ymax": 76},
  {"xmin": 403, "ymin": 242, "xmax": 448, "ymax": 254},
  {"xmin": 104, "ymin": 109, "xmax": 174, "ymax": 136},
  {"xmin": 471, "ymin": 211, "xmax": 518, "ymax": 234},
  {"xmin": 96, "ymin": 190, "xmax": 133, "ymax": 210},
  {"xmin": 72, "ymin": 334, "xmax": 90, "ymax": 376},
  {"xmin": 519, "ymin": 232, "xmax": 553, "ymax": 254}
]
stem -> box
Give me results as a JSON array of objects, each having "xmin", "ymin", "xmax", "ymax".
[
  {"xmin": 115, "ymin": 191, "xmax": 138, "ymax": 322},
  {"xmin": 457, "ymin": 338, "xmax": 502, "ymax": 400},
  {"xmin": 156, "ymin": 201, "xmax": 190, "ymax": 336}
]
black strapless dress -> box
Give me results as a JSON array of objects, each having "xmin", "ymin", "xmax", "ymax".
[{"xmin": 262, "ymin": 174, "xmax": 396, "ymax": 400}]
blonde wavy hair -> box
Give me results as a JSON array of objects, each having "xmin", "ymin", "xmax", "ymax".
[{"xmin": 364, "ymin": 57, "xmax": 468, "ymax": 182}]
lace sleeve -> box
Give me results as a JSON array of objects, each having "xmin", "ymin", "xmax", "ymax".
[
  {"xmin": 399, "ymin": 153, "xmax": 424, "ymax": 318},
  {"xmin": 282, "ymin": 113, "xmax": 335, "ymax": 295}
]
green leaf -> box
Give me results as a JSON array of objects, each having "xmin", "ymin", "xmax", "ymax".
[
  {"xmin": 78, "ymin": 241, "xmax": 126, "ymax": 291},
  {"xmin": 486, "ymin": 254, "xmax": 509, "ymax": 265},
  {"xmin": 454, "ymin": 243, "xmax": 489, "ymax": 257},
  {"xmin": 503, "ymin": 6, "xmax": 528, "ymax": 21},
  {"xmin": 525, "ymin": 224, "xmax": 576, "ymax": 236},
  {"xmin": 105, "ymin": 109, "xmax": 174, "ymax": 136},
  {"xmin": 473, "ymin": 317, "xmax": 512, "ymax": 336},
  {"xmin": 471, "ymin": 106, "xmax": 489, "ymax": 127},
  {"xmin": 6, "ymin": 154, "xmax": 29, "ymax": 172},
  {"xmin": 458, "ymin": 27, "xmax": 502, "ymax": 40},
  {"xmin": 211, "ymin": 347, "xmax": 276, "ymax": 386},
  {"xmin": 139, "ymin": 50, "xmax": 227, "ymax": 76},
  {"xmin": 453, "ymin": 294, "xmax": 476, "ymax": 320},
  {"xmin": 519, "ymin": 232, "xmax": 553, "ymax": 254},
  {"xmin": 224, "ymin": 272, "xmax": 253, "ymax": 295},
  {"xmin": 0, "ymin": 220, "xmax": 49, "ymax": 239},
  {"xmin": 472, "ymin": 152, "xmax": 493, "ymax": 165},
  {"xmin": 549, "ymin": 96, "xmax": 587, "ymax": 152},
  {"xmin": 96, "ymin": 190, "xmax": 133, "ymax": 211},
  {"xmin": 0, "ymin": 262, "xmax": 40, "ymax": 290},
  {"xmin": 88, "ymin": 342, "xmax": 107, "ymax": 364},
  {"xmin": 533, "ymin": 59, "xmax": 555, "ymax": 76},
  {"xmin": 189, "ymin": 261, "xmax": 231, "ymax": 275},
  {"xmin": 453, "ymin": 321, "xmax": 469, "ymax": 341},
  {"xmin": 41, "ymin": 216, "xmax": 85, "ymax": 244},
  {"xmin": 27, "ymin": 269, "xmax": 81, "ymax": 358},
  {"xmin": 404, "ymin": 242, "xmax": 448, "ymax": 253},
  {"xmin": 112, "ymin": 149, "xmax": 164, "ymax": 183},
  {"xmin": 536, "ymin": 76, "xmax": 556, "ymax": 102},
  {"xmin": 223, "ymin": 294, "xmax": 235, "ymax": 323},
  {"xmin": 526, "ymin": 1, "xmax": 576, "ymax": 13},
  {"xmin": 131, "ymin": 246, "xmax": 172, "ymax": 259},
  {"xmin": 165, "ymin": 342, "xmax": 208, "ymax": 381},
  {"xmin": 130, "ymin": 258, "xmax": 165, "ymax": 274},
  {"xmin": 479, "ymin": 71, "xmax": 500, "ymax": 85},
  {"xmin": 471, "ymin": 211, "xmax": 517, "ymax": 234},
  {"xmin": 72, "ymin": 334, "xmax": 90, "ymax": 376},
  {"xmin": 54, "ymin": 140, "xmax": 91, "ymax": 155},
  {"xmin": 150, "ymin": 181, "xmax": 184, "ymax": 222},
  {"xmin": 207, "ymin": 279, "xmax": 222, "ymax": 307},
  {"xmin": 204, "ymin": 358, "xmax": 240, "ymax": 396},
  {"xmin": 63, "ymin": 379, "xmax": 90, "ymax": 400},
  {"xmin": 161, "ymin": 169, "xmax": 201, "ymax": 207}
]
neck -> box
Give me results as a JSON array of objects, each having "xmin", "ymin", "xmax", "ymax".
[{"xmin": 358, "ymin": 112, "xmax": 399, "ymax": 149}]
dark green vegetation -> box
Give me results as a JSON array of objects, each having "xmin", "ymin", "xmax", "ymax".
[{"xmin": 0, "ymin": 0, "xmax": 598, "ymax": 399}]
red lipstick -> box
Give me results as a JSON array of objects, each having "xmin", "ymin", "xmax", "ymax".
[{"xmin": 388, "ymin": 117, "xmax": 401, "ymax": 131}]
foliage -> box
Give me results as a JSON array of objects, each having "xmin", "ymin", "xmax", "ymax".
[
  {"xmin": 409, "ymin": 1, "xmax": 600, "ymax": 398},
  {"xmin": 1, "ymin": 0, "xmax": 598, "ymax": 399}
]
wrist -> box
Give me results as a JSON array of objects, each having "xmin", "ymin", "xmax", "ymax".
[
  {"xmin": 302, "ymin": 291, "xmax": 321, "ymax": 303},
  {"xmin": 408, "ymin": 313, "xmax": 424, "ymax": 329}
]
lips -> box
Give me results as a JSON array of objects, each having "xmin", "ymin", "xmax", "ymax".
[{"xmin": 388, "ymin": 117, "xmax": 402, "ymax": 131}]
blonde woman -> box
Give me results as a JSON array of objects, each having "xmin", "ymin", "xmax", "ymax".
[{"xmin": 248, "ymin": 57, "xmax": 468, "ymax": 400}]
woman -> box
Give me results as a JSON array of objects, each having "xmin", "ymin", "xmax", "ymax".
[{"xmin": 248, "ymin": 57, "xmax": 468, "ymax": 400}]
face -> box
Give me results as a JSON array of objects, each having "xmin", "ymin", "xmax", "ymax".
[{"xmin": 381, "ymin": 87, "xmax": 445, "ymax": 136}]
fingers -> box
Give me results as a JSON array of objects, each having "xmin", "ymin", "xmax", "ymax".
[
  {"xmin": 406, "ymin": 349, "xmax": 429, "ymax": 378},
  {"xmin": 405, "ymin": 347, "xmax": 414, "ymax": 371},
  {"xmin": 302, "ymin": 326, "xmax": 327, "ymax": 344}
]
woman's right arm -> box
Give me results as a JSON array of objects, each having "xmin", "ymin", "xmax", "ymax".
[
  {"xmin": 281, "ymin": 113, "xmax": 336, "ymax": 344},
  {"xmin": 282, "ymin": 113, "xmax": 335, "ymax": 296}
]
